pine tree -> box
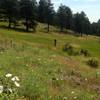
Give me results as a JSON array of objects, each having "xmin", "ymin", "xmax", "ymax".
[
  {"xmin": 1, "ymin": 0, "xmax": 19, "ymax": 28},
  {"xmin": 20, "ymin": 0, "xmax": 37, "ymax": 31}
]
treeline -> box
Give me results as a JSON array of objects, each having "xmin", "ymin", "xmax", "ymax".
[{"xmin": 0, "ymin": 0, "xmax": 100, "ymax": 36}]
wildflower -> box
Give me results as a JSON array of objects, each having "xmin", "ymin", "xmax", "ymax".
[
  {"xmin": 6, "ymin": 73, "xmax": 12, "ymax": 78},
  {"xmin": 14, "ymin": 81, "xmax": 20, "ymax": 87},
  {"xmin": 8, "ymin": 88, "xmax": 13, "ymax": 93},
  {"xmin": 56, "ymin": 78, "xmax": 59, "ymax": 80},
  {"xmin": 11, "ymin": 76, "xmax": 20, "ymax": 82},
  {"xmin": 85, "ymin": 78, "xmax": 88, "ymax": 81},
  {"xmin": 0, "ymin": 86, "xmax": 3, "ymax": 93},
  {"xmin": 26, "ymin": 64, "xmax": 29, "ymax": 67},
  {"xmin": 71, "ymin": 91, "xmax": 75, "ymax": 94},
  {"xmin": 73, "ymin": 96, "xmax": 77, "ymax": 99},
  {"xmin": 61, "ymin": 78, "xmax": 63, "ymax": 81},
  {"xmin": 63, "ymin": 97, "xmax": 67, "ymax": 100}
]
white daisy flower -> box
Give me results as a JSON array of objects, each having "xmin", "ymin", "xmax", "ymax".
[
  {"xmin": 0, "ymin": 86, "xmax": 3, "ymax": 93},
  {"xmin": 56, "ymin": 78, "xmax": 59, "ymax": 80},
  {"xmin": 6, "ymin": 73, "xmax": 12, "ymax": 78},
  {"xmin": 14, "ymin": 81, "xmax": 20, "ymax": 87},
  {"xmin": 8, "ymin": 88, "xmax": 13, "ymax": 93},
  {"xmin": 73, "ymin": 96, "xmax": 77, "ymax": 99},
  {"xmin": 71, "ymin": 91, "xmax": 75, "ymax": 94},
  {"xmin": 11, "ymin": 76, "xmax": 20, "ymax": 82}
]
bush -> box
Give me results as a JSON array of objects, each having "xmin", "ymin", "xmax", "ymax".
[
  {"xmin": 63, "ymin": 43, "xmax": 79, "ymax": 56},
  {"xmin": 87, "ymin": 58, "xmax": 99, "ymax": 68},
  {"xmin": 80, "ymin": 49, "xmax": 90, "ymax": 57}
]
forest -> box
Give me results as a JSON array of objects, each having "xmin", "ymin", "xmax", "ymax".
[{"xmin": 0, "ymin": 0, "xmax": 100, "ymax": 36}]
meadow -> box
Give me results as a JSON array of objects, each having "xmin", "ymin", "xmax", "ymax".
[{"xmin": 0, "ymin": 22, "xmax": 100, "ymax": 100}]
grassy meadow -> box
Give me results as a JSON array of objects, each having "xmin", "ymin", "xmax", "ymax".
[{"xmin": 0, "ymin": 22, "xmax": 100, "ymax": 100}]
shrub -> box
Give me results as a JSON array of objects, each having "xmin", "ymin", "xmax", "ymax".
[
  {"xmin": 63, "ymin": 43, "xmax": 79, "ymax": 56},
  {"xmin": 87, "ymin": 58, "xmax": 99, "ymax": 68},
  {"xmin": 80, "ymin": 49, "xmax": 90, "ymax": 57}
]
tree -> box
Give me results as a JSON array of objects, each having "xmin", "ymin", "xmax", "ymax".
[
  {"xmin": 65, "ymin": 6, "xmax": 73, "ymax": 30},
  {"xmin": 45, "ymin": 0, "xmax": 54, "ymax": 32},
  {"xmin": 0, "ymin": 0, "xmax": 4, "ymax": 20},
  {"xmin": 1, "ymin": 0, "xmax": 19, "ymax": 28},
  {"xmin": 73, "ymin": 11, "xmax": 90, "ymax": 36},
  {"xmin": 57, "ymin": 4, "xmax": 73, "ymax": 32},
  {"xmin": 38, "ymin": 0, "xmax": 47, "ymax": 23},
  {"xmin": 20, "ymin": 0, "xmax": 37, "ymax": 31},
  {"xmin": 96, "ymin": 19, "xmax": 100, "ymax": 35},
  {"xmin": 57, "ymin": 5, "xmax": 67, "ymax": 31}
]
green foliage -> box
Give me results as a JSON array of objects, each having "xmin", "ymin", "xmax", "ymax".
[
  {"xmin": 87, "ymin": 58, "xmax": 99, "ymax": 68},
  {"xmin": 73, "ymin": 11, "xmax": 90, "ymax": 36},
  {"xmin": 63, "ymin": 43, "xmax": 79, "ymax": 56},
  {"xmin": 1, "ymin": 0, "xmax": 19, "ymax": 28},
  {"xmin": 80, "ymin": 49, "xmax": 90, "ymax": 57},
  {"xmin": 57, "ymin": 4, "xmax": 73, "ymax": 31},
  {"xmin": 0, "ymin": 22, "xmax": 99, "ymax": 99},
  {"xmin": 20, "ymin": 0, "xmax": 37, "ymax": 31}
]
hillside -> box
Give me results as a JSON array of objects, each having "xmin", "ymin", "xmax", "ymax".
[{"xmin": 0, "ymin": 22, "xmax": 100, "ymax": 100}]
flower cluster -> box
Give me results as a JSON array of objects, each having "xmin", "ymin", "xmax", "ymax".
[{"xmin": 0, "ymin": 73, "xmax": 20, "ymax": 94}]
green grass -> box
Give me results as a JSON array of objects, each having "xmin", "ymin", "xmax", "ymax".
[{"xmin": 0, "ymin": 22, "xmax": 100, "ymax": 100}]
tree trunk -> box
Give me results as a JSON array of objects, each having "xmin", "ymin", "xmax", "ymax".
[
  {"xmin": 80, "ymin": 33, "xmax": 83, "ymax": 37},
  {"xmin": 47, "ymin": 22, "xmax": 49, "ymax": 32},
  {"xmin": 8, "ymin": 17, "xmax": 11, "ymax": 28},
  {"xmin": 47, "ymin": 17, "xmax": 50, "ymax": 32},
  {"xmin": 26, "ymin": 17, "xmax": 29, "ymax": 32}
]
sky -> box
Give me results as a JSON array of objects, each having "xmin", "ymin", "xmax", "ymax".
[{"xmin": 52, "ymin": 0, "xmax": 100, "ymax": 22}]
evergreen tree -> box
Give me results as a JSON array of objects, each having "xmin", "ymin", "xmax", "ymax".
[
  {"xmin": 38, "ymin": 0, "xmax": 47, "ymax": 23},
  {"xmin": 57, "ymin": 4, "xmax": 73, "ymax": 32},
  {"xmin": 1, "ymin": 0, "xmax": 19, "ymax": 28},
  {"xmin": 20, "ymin": 0, "xmax": 37, "ymax": 31},
  {"xmin": 45, "ymin": 0, "xmax": 54, "ymax": 32},
  {"xmin": 73, "ymin": 11, "xmax": 90, "ymax": 36},
  {"xmin": 65, "ymin": 6, "xmax": 73, "ymax": 30},
  {"xmin": 57, "ymin": 5, "xmax": 67, "ymax": 31}
]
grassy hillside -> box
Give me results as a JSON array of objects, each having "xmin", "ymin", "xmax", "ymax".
[{"xmin": 0, "ymin": 22, "xmax": 100, "ymax": 100}]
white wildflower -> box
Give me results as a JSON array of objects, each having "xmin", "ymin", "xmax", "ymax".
[
  {"xmin": 73, "ymin": 96, "xmax": 77, "ymax": 99},
  {"xmin": 11, "ymin": 76, "xmax": 20, "ymax": 82},
  {"xmin": 0, "ymin": 86, "xmax": 3, "ymax": 93},
  {"xmin": 56, "ymin": 78, "xmax": 59, "ymax": 80},
  {"xmin": 63, "ymin": 97, "xmax": 67, "ymax": 100},
  {"xmin": 14, "ymin": 81, "xmax": 20, "ymax": 87},
  {"xmin": 71, "ymin": 91, "xmax": 75, "ymax": 94},
  {"xmin": 8, "ymin": 88, "xmax": 13, "ymax": 93},
  {"xmin": 85, "ymin": 78, "xmax": 88, "ymax": 81},
  {"xmin": 6, "ymin": 73, "xmax": 12, "ymax": 78},
  {"xmin": 26, "ymin": 64, "xmax": 29, "ymax": 67}
]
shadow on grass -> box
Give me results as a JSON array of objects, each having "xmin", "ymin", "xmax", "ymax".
[
  {"xmin": 0, "ymin": 24, "xmax": 82, "ymax": 37},
  {"xmin": 0, "ymin": 25, "xmax": 35, "ymax": 34}
]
